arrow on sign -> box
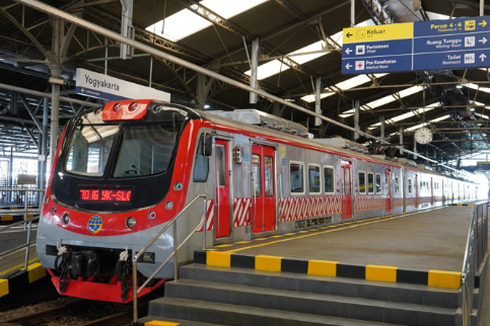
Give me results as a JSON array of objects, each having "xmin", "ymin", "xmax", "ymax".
[
  {"xmin": 345, "ymin": 63, "xmax": 353, "ymax": 70},
  {"xmin": 346, "ymin": 32, "xmax": 353, "ymax": 38},
  {"xmin": 479, "ymin": 37, "xmax": 487, "ymax": 45},
  {"xmin": 479, "ymin": 20, "xmax": 487, "ymax": 28},
  {"xmin": 480, "ymin": 53, "xmax": 487, "ymax": 62},
  {"xmin": 345, "ymin": 48, "xmax": 353, "ymax": 55}
]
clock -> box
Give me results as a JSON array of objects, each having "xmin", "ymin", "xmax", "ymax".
[{"xmin": 414, "ymin": 127, "xmax": 433, "ymax": 144}]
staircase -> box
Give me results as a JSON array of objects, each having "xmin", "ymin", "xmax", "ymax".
[{"xmin": 138, "ymin": 263, "xmax": 468, "ymax": 326}]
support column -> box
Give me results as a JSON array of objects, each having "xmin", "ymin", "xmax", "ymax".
[
  {"xmin": 39, "ymin": 98, "xmax": 48, "ymax": 190},
  {"xmin": 314, "ymin": 77, "xmax": 322, "ymax": 127},
  {"xmin": 481, "ymin": 0, "xmax": 484, "ymax": 16},
  {"xmin": 413, "ymin": 139, "xmax": 417, "ymax": 159},
  {"xmin": 48, "ymin": 65, "xmax": 62, "ymax": 174},
  {"xmin": 120, "ymin": 0, "xmax": 135, "ymax": 59},
  {"xmin": 351, "ymin": 0, "xmax": 355, "ymax": 27},
  {"xmin": 354, "ymin": 100, "xmax": 360, "ymax": 140},
  {"xmin": 249, "ymin": 38, "xmax": 259, "ymax": 104},
  {"xmin": 399, "ymin": 126, "xmax": 404, "ymax": 155},
  {"xmin": 380, "ymin": 115, "xmax": 385, "ymax": 140}
]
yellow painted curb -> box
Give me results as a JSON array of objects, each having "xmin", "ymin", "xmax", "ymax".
[
  {"xmin": 0, "ymin": 279, "xmax": 8, "ymax": 297},
  {"xmin": 27, "ymin": 263, "xmax": 46, "ymax": 283},
  {"xmin": 308, "ymin": 260, "xmax": 338, "ymax": 277},
  {"xmin": 207, "ymin": 251, "xmax": 231, "ymax": 267},
  {"xmin": 255, "ymin": 255, "xmax": 283, "ymax": 272},
  {"xmin": 428, "ymin": 270, "xmax": 461, "ymax": 289},
  {"xmin": 145, "ymin": 321, "xmax": 180, "ymax": 326},
  {"xmin": 366, "ymin": 265, "xmax": 397, "ymax": 283},
  {"xmin": 0, "ymin": 215, "xmax": 13, "ymax": 221}
]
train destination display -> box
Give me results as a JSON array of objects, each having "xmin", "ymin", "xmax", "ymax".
[{"xmin": 342, "ymin": 16, "xmax": 490, "ymax": 74}]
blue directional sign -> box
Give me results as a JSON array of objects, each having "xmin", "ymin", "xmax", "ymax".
[{"xmin": 342, "ymin": 16, "xmax": 490, "ymax": 74}]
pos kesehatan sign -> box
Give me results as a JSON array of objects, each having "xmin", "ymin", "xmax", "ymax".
[{"xmin": 75, "ymin": 68, "xmax": 171, "ymax": 102}]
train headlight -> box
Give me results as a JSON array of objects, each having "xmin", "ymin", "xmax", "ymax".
[
  {"xmin": 113, "ymin": 102, "xmax": 122, "ymax": 112},
  {"xmin": 148, "ymin": 211, "xmax": 156, "ymax": 220},
  {"xmin": 126, "ymin": 216, "xmax": 137, "ymax": 228},
  {"xmin": 129, "ymin": 102, "xmax": 139, "ymax": 112},
  {"xmin": 62, "ymin": 213, "xmax": 70, "ymax": 225},
  {"xmin": 51, "ymin": 206, "xmax": 57, "ymax": 215}
]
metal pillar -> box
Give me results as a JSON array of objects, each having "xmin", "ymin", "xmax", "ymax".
[
  {"xmin": 315, "ymin": 77, "xmax": 322, "ymax": 127},
  {"xmin": 48, "ymin": 65, "xmax": 61, "ymax": 175},
  {"xmin": 351, "ymin": 0, "xmax": 355, "ymax": 27},
  {"xmin": 40, "ymin": 98, "xmax": 48, "ymax": 189},
  {"xmin": 354, "ymin": 100, "xmax": 360, "ymax": 140},
  {"xmin": 413, "ymin": 139, "xmax": 417, "ymax": 159},
  {"xmin": 481, "ymin": 0, "xmax": 484, "ymax": 16},
  {"xmin": 249, "ymin": 38, "xmax": 259, "ymax": 104},
  {"xmin": 380, "ymin": 116, "xmax": 385, "ymax": 140},
  {"xmin": 120, "ymin": 0, "xmax": 134, "ymax": 59},
  {"xmin": 399, "ymin": 126, "xmax": 404, "ymax": 155}
]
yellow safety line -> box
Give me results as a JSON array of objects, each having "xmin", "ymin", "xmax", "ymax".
[
  {"xmin": 228, "ymin": 208, "xmax": 445, "ymax": 253},
  {"xmin": 0, "ymin": 257, "xmax": 40, "ymax": 276}
]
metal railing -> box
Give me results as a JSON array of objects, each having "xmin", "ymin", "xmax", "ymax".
[
  {"xmin": 0, "ymin": 188, "xmax": 44, "ymax": 222},
  {"xmin": 461, "ymin": 201, "xmax": 488, "ymax": 326},
  {"xmin": 0, "ymin": 216, "xmax": 40, "ymax": 271},
  {"xmin": 132, "ymin": 194, "xmax": 208, "ymax": 324}
]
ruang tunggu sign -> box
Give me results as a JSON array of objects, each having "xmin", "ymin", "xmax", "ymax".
[{"xmin": 75, "ymin": 68, "xmax": 171, "ymax": 102}]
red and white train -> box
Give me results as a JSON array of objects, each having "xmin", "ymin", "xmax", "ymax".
[{"xmin": 36, "ymin": 99, "xmax": 488, "ymax": 302}]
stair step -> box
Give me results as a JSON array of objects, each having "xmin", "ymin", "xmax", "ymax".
[
  {"xmin": 138, "ymin": 315, "xmax": 227, "ymax": 326},
  {"xmin": 162, "ymin": 279, "xmax": 456, "ymax": 326},
  {"xmin": 150, "ymin": 297, "xmax": 408, "ymax": 326},
  {"xmin": 180, "ymin": 263, "xmax": 459, "ymax": 309}
]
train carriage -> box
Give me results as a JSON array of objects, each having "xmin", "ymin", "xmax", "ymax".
[{"xmin": 36, "ymin": 99, "xmax": 488, "ymax": 303}]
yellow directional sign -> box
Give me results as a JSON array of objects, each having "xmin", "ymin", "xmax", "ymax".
[{"xmin": 343, "ymin": 22, "xmax": 414, "ymax": 44}]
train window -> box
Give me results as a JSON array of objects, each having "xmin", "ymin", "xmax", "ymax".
[
  {"xmin": 375, "ymin": 173, "xmax": 381, "ymax": 194},
  {"xmin": 358, "ymin": 171, "xmax": 366, "ymax": 194},
  {"xmin": 290, "ymin": 162, "xmax": 304, "ymax": 194},
  {"xmin": 216, "ymin": 146, "xmax": 226, "ymax": 187},
  {"xmin": 193, "ymin": 134, "xmax": 209, "ymax": 182},
  {"xmin": 408, "ymin": 179, "xmax": 413, "ymax": 194},
  {"xmin": 308, "ymin": 165, "xmax": 321, "ymax": 194},
  {"xmin": 264, "ymin": 156, "xmax": 274, "ymax": 197},
  {"xmin": 394, "ymin": 177, "xmax": 400, "ymax": 194},
  {"xmin": 252, "ymin": 154, "xmax": 261, "ymax": 196},
  {"xmin": 66, "ymin": 124, "xmax": 118, "ymax": 176},
  {"xmin": 324, "ymin": 166, "xmax": 335, "ymax": 194},
  {"xmin": 367, "ymin": 173, "xmax": 374, "ymax": 194}
]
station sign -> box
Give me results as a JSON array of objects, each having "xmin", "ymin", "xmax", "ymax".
[
  {"xmin": 342, "ymin": 16, "xmax": 490, "ymax": 74},
  {"xmin": 75, "ymin": 68, "xmax": 171, "ymax": 102}
]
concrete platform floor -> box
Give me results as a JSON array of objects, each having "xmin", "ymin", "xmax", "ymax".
[{"xmin": 221, "ymin": 206, "xmax": 473, "ymax": 272}]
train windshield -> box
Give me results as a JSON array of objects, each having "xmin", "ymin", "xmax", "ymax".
[
  {"xmin": 66, "ymin": 118, "xmax": 182, "ymax": 178},
  {"xmin": 113, "ymin": 124, "xmax": 177, "ymax": 177},
  {"xmin": 66, "ymin": 124, "xmax": 118, "ymax": 176}
]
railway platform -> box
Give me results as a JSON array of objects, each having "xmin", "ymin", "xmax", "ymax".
[
  {"xmin": 142, "ymin": 205, "xmax": 490, "ymax": 326},
  {"xmin": 0, "ymin": 222, "xmax": 53, "ymax": 311}
]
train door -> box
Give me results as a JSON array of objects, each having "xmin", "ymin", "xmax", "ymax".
[
  {"xmin": 341, "ymin": 160, "xmax": 352, "ymax": 219},
  {"xmin": 251, "ymin": 144, "xmax": 276, "ymax": 233},
  {"xmin": 215, "ymin": 139, "xmax": 230, "ymax": 238},
  {"xmin": 384, "ymin": 169, "xmax": 391, "ymax": 213},
  {"xmin": 414, "ymin": 174, "xmax": 419, "ymax": 208}
]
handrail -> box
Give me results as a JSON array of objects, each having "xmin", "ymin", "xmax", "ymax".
[
  {"xmin": 132, "ymin": 194, "xmax": 208, "ymax": 324},
  {"xmin": 461, "ymin": 201, "xmax": 488, "ymax": 326},
  {"xmin": 0, "ymin": 216, "xmax": 40, "ymax": 271}
]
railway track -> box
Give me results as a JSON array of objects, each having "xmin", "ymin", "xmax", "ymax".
[{"xmin": 0, "ymin": 301, "xmax": 132, "ymax": 326}]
